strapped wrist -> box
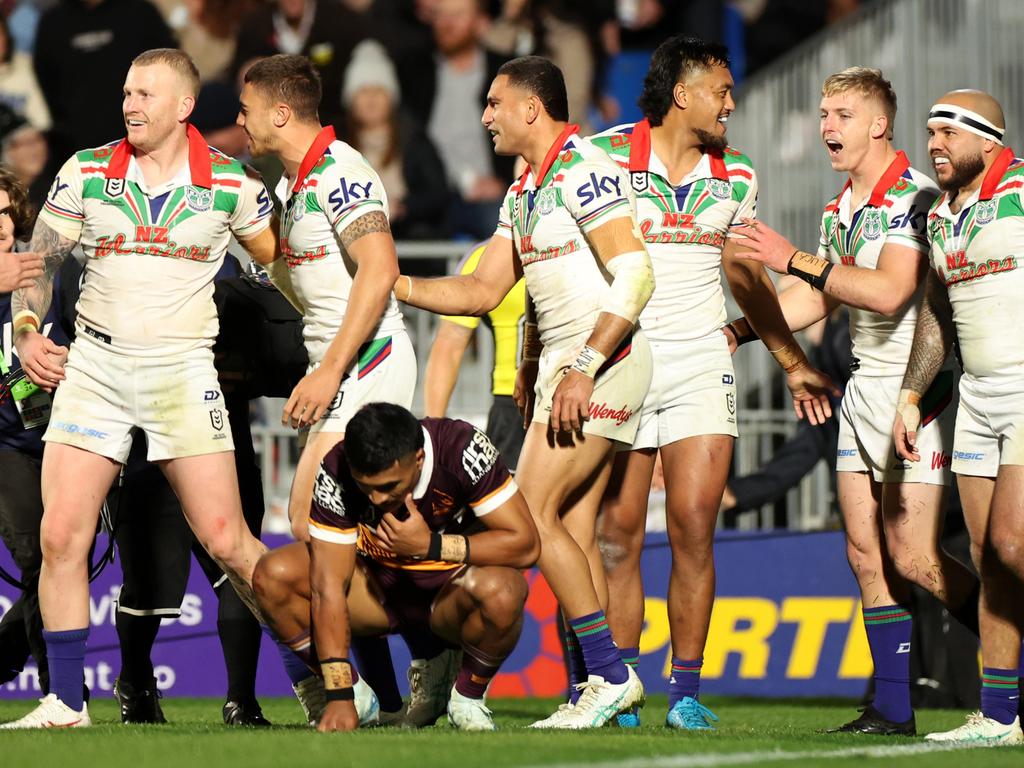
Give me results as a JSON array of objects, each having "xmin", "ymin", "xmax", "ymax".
[
  {"xmin": 725, "ymin": 317, "xmax": 758, "ymax": 347},
  {"xmin": 769, "ymin": 342, "xmax": 808, "ymax": 374},
  {"xmin": 897, "ymin": 388, "xmax": 921, "ymax": 408},
  {"xmin": 12, "ymin": 310, "xmax": 40, "ymax": 337},
  {"xmin": 787, "ymin": 250, "xmax": 834, "ymax": 291},
  {"xmin": 570, "ymin": 344, "xmax": 607, "ymax": 379},
  {"xmin": 320, "ymin": 657, "xmax": 353, "ymax": 693}
]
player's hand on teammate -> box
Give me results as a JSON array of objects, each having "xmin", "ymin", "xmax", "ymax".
[
  {"xmin": 318, "ymin": 700, "xmax": 359, "ymax": 732},
  {"xmin": 282, "ymin": 366, "xmax": 341, "ymax": 429},
  {"xmin": 892, "ymin": 396, "xmax": 921, "ymax": 462},
  {"xmin": 376, "ymin": 494, "xmax": 432, "ymax": 558},
  {"xmin": 784, "ymin": 363, "xmax": 839, "ymax": 425},
  {"xmin": 551, "ymin": 368, "xmax": 594, "ymax": 437},
  {"xmin": 729, "ymin": 217, "xmax": 796, "ymax": 274},
  {"xmin": 13, "ymin": 330, "xmax": 67, "ymax": 392},
  {"xmin": 513, "ymin": 359, "xmax": 539, "ymax": 428},
  {"xmin": 0, "ymin": 250, "xmax": 43, "ymax": 292}
]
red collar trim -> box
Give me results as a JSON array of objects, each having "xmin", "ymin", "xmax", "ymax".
[
  {"xmin": 835, "ymin": 150, "xmax": 912, "ymax": 209},
  {"xmin": 627, "ymin": 118, "xmax": 727, "ymax": 180},
  {"xmin": 292, "ymin": 125, "xmax": 336, "ymax": 193},
  {"xmin": 105, "ymin": 124, "xmax": 213, "ymax": 188},
  {"xmin": 515, "ymin": 123, "xmax": 579, "ymax": 193},
  {"xmin": 979, "ymin": 146, "xmax": 1016, "ymax": 200}
]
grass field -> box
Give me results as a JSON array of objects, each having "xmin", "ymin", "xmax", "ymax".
[{"xmin": 1, "ymin": 695, "xmax": 1022, "ymax": 768}]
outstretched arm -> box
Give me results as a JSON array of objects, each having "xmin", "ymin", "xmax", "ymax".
[
  {"xmin": 893, "ymin": 270, "xmax": 954, "ymax": 461},
  {"xmin": 12, "ymin": 218, "xmax": 77, "ymax": 389}
]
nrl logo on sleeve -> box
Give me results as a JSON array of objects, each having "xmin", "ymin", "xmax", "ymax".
[
  {"xmin": 863, "ymin": 209, "xmax": 882, "ymax": 240},
  {"xmin": 537, "ymin": 188, "xmax": 557, "ymax": 216},
  {"xmin": 630, "ymin": 171, "xmax": 648, "ymax": 192},
  {"xmin": 104, "ymin": 178, "xmax": 125, "ymax": 197},
  {"xmin": 976, "ymin": 199, "xmax": 996, "ymax": 225},
  {"xmin": 709, "ymin": 179, "xmax": 731, "ymax": 200},
  {"xmin": 186, "ymin": 186, "xmax": 212, "ymax": 212}
]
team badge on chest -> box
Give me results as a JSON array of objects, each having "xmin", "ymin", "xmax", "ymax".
[
  {"xmin": 537, "ymin": 188, "xmax": 556, "ymax": 216},
  {"xmin": 631, "ymin": 171, "xmax": 649, "ymax": 193},
  {"xmin": 290, "ymin": 194, "xmax": 306, "ymax": 223},
  {"xmin": 104, "ymin": 178, "xmax": 125, "ymax": 197},
  {"xmin": 863, "ymin": 209, "xmax": 882, "ymax": 240},
  {"xmin": 186, "ymin": 186, "xmax": 212, "ymax": 212},
  {"xmin": 709, "ymin": 178, "xmax": 731, "ymax": 200},
  {"xmin": 975, "ymin": 200, "xmax": 996, "ymax": 226}
]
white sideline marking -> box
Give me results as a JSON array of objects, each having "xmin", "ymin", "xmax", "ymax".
[{"xmin": 525, "ymin": 742, "xmax": 993, "ymax": 768}]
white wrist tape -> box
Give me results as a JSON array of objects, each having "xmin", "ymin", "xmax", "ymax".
[
  {"xmin": 570, "ymin": 344, "xmax": 607, "ymax": 378},
  {"xmin": 604, "ymin": 249, "xmax": 654, "ymax": 323}
]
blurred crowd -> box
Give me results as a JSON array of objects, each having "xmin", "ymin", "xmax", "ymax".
[{"xmin": 0, "ymin": 0, "xmax": 871, "ymax": 241}]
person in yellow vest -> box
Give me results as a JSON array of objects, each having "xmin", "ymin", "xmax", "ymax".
[{"xmin": 424, "ymin": 241, "xmax": 527, "ymax": 469}]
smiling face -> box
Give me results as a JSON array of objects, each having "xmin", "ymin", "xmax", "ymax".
[
  {"xmin": 349, "ymin": 451, "xmax": 423, "ymax": 516},
  {"xmin": 818, "ymin": 89, "xmax": 889, "ymax": 173},
  {"xmin": 482, "ymin": 74, "xmax": 532, "ymax": 157},
  {"xmin": 122, "ymin": 63, "xmax": 193, "ymax": 152},
  {"xmin": 927, "ymin": 121, "xmax": 987, "ymax": 193},
  {"xmin": 682, "ymin": 63, "xmax": 735, "ymax": 151},
  {"xmin": 236, "ymin": 82, "xmax": 278, "ymax": 158}
]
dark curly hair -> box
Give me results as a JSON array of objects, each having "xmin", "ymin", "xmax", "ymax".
[
  {"xmin": 638, "ymin": 35, "xmax": 731, "ymax": 127},
  {"xmin": 0, "ymin": 165, "xmax": 32, "ymax": 239}
]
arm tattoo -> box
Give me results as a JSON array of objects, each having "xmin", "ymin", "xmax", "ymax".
[
  {"xmin": 902, "ymin": 270, "xmax": 955, "ymax": 394},
  {"xmin": 339, "ymin": 211, "xmax": 391, "ymax": 250},
  {"xmin": 11, "ymin": 218, "xmax": 78, "ymax": 322}
]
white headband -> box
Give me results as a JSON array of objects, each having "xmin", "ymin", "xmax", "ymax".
[{"xmin": 928, "ymin": 102, "xmax": 1005, "ymax": 145}]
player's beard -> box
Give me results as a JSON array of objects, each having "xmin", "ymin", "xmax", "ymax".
[
  {"xmin": 937, "ymin": 150, "xmax": 985, "ymax": 192},
  {"xmin": 695, "ymin": 128, "xmax": 727, "ymax": 153}
]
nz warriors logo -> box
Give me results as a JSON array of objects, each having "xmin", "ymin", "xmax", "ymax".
[
  {"xmin": 290, "ymin": 194, "xmax": 307, "ymax": 223},
  {"xmin": 186, "ymin": 186, "xmax": 212, "ymax": 212},
  {"xmin": 537, "ymin": 188, "xmax": 556, "ymax": 216},
  {"xmin": 709, "ymin": 179, "xmax": 731, "ymax": 200},
  {"xmin": 863, "ymin": 209, "xmax": 882, "ymax": 240},
  {"xmin": 976, "ymin": 200, "xmax": 996, "ymax": 226}
]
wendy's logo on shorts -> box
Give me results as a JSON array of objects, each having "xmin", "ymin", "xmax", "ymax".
[
  {"xmin": 209, "ymin": 408, "xmax": 224, "ymax": 431},
  {"xmin": 587, "ymin": 402, "xmax": 634, "ymax": 426}
]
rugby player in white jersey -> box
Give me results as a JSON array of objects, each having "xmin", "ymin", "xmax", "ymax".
[
  {"xmin": 894, "ymin": 90, "xmax": 1024, "ymax": 745},
  {"xmin": 235, "ymin": 53, "xmax": 415, "ymax": 724},
  {"xmin": 588, "ymin": 36, "xmax": 837, "ymax": 730},
  {"xmin": 732, "ymin": 69, "xmax": 980, "ymax": 735},
  {"xmin": 397, "ymin": 56, "xmax": 652, "ymax": 728},
  {"xmin": 0, "ymin": 49, "xmax": 276, "ymax": 729}
]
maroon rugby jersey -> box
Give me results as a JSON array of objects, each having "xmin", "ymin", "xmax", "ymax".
[{"xmin": 308, "ymin": 418, "xmax": 518, "ymax": 571}]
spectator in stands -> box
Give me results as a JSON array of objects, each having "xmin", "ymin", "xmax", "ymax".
[
  {"xmin": 0, "ymin": 106, "xmax": 48, "ymax": 217},
  {"xmin": 231, "ymin": 0, "xmax": 366, "ymax": 129},
  {"xmin": 484, "ymin": 0, "xmax": 610, "ymax": 134},
  {"xmin": 0, "ymin": 13, "xmax": 49, "ymax": 131},
  {"xmin": 153, "ymin": 0, "xmax": 259, "ymax": 82},
  {"xmin": 396, "ymin": 0, "xmax": 514, "ymax": 240},
  {"xmin": 615, "ymin": 0, "xmax": 725, "ymax": 52},
  {"xmin": 370, "ymin": 0, "xmax": 436, "ymax": 66},
  {"xmin": 341, "ymin": 40, "xmax": 448, "ymax": 239},
  {"xmin": 192, "ymin": 80, "xmax": 248, "ymax": 159},
  {"xmin": 32, "ymin": 0, "xmax": 176, "ymax": 161}
]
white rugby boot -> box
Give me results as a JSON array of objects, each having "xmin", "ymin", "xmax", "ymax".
[
  {"xmin": 925, "ymin": 712, "xmax": 1024, "ymax": 744},
  {"xmin": 447, "ymin": 685, "xmax": 496, "ymax": 731},
  {"xmin": 404, "ymin": 648, "xmax": 461, "ymax": 727},
  {"xmin": 353, "ymin": 676, "xmax": 380, "ymax": 727},
  {"xmin": 546, "ymin": 666, "xmax": 645, "ymax": 729},
  {"xmin": 0, "ymin": 694, "xmax": 91, "ymax": 729},
  {"xmin": 529, "ymin": 700, "xmax": 576, "ymax": 729},
  {"xmin": 293, "ymin": 675, "xmax": 326, "ymax": 726}
]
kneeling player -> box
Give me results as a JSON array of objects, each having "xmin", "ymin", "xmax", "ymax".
[{"xmin": 254, "ymin": 403, "xmax": 539, "ymax": 732}]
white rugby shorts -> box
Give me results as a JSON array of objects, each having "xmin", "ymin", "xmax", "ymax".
[
  {"xmin": 308, "ymin": 332, "xmax": 416, "ymax": 437},
  {"xmin": 44, "ymin": 336, "xmax": 234, "ymax": 462},
  {"xmin": 630, "ymin": 332, "xmax": 738, "ymax": 450},
  {"xmin": 533, "ymin": 330, "xmax": 652, "ymax": 445},
  {"xmin": 952, "ymin": 373, "xmax": 1024, "ymax": 477},
  {"xmin": 836, "ymin": 370, "xmax": 957, "ymax": 485}
]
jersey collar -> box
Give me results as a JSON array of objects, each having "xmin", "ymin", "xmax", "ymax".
[
  {"xmin": 627, "ymin": 118, "xmax": 728, "ymax": 181},
  {"xmin": 979, "ymin": 146, "xmax": 1016, "ymax": 200},
  {"xmin": 291, "ymin": 125, "xmax": 336, "ymax": 193},
  {"xmin": 411, "ymin": 426, "xmax": 434, "ymax": 500},
  {"xmin": 836, "ymin": 150, "xmax": 910, "ymax": 210},
  {"xmin": 105, "ymin": 124, "xmax": 213, "ymax": 188},
  {"xmin": 515, "ymin": 123, "xmax": 580, "ymax": 193}
]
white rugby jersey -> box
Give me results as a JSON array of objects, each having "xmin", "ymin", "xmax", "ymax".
[
  {"xmin": 590, "ymin": 119, "xmax": 757, "ymax": 342},
  {"xmin": 928, "ymin": 147, "xmax": 1024, "ymax": 379},
  {"xmin": 39, "ymin": 125, "xmax": 272, "ymax": 357},
  {"xmin": 494, "ymin": 124, "xmax": 638, "ymax": 350},
  {"xmin": 817, "ymin": 151, "xmax": 939, "ymax": 377},
  {"xmin": 275, "ymin": 126, "xmax": 406, "ymax": 365}
]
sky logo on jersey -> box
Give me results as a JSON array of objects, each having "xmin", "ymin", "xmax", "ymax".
[
  {"xmin": 890, "ymin": 205, "xmax": 925, "ymax": 231},
  {"xmin": 329, "ymin": 179, "xmax": 373, "ymax": 212},
  {"xmin": 576, "ymin": 172, "xmax": 622, "ymax": 206}
]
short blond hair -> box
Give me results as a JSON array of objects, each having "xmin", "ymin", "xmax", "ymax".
[
  {"xmin": 822, "ymin": 67, "xmax": 897, "ymax": 140},
  {"xmin": 132, "ymin": 48, "xmax": 200, "ymax": 98}
]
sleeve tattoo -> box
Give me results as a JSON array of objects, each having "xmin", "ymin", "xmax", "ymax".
[
  {"xmin": 901, "ymin": 270, "xmax": 954, "ymax": 394},
  {"xmin": 339, "ymin": 211, "xmax": 391, "ymax": 250},
  {"xmin": 11, "ymin": 218, "xmax": 78, "ymax": 322}
]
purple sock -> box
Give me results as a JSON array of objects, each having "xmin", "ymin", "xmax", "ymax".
[
  {"xmin": 619, "ymin": 647, "xmax": 640, "ymax": 670},
  {"xmin": 569, "ymin": 611, "xmax": 627, "ymax": 685},
  {"xmin": 863, "ymin": 604, "xmax": 912, "ymax": 722},
  {"xmin": 266, "ymin": 627, "xmax": 314, "ymax": 685},
  {"xmin": 981, "ymin": 667, "xmax": 1019, "ymax": 725},
  {"xmin": 564, "ymin": 626, "xmax": 587, "ymax": 703},
  {"xmin": 669, "ymin": 656, "xmax": 702, "ymax": 707},
  {"xmin": 454, "ymin": 643, "xmax": 504, "ymax": 699},
  {"xmin": 43, "ymin": 628, "xmax": 88, "ymax": 711}
]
